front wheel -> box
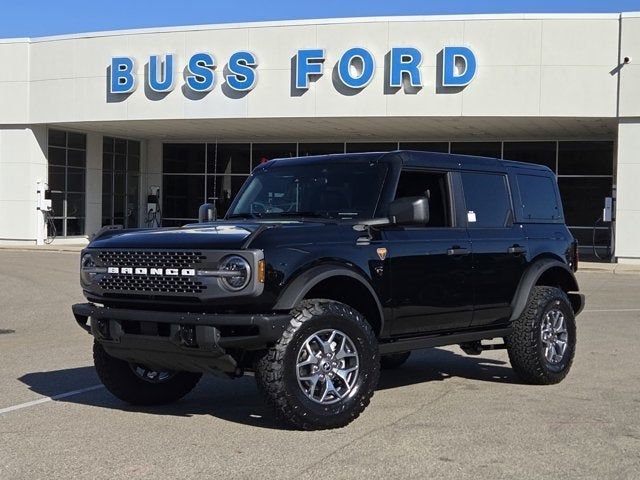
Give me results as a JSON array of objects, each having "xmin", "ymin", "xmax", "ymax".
[
  {"xmin": 505, "ymin": 286, "xmax": 576, "ymax": 385},
  {"xmin": 93, "ymin": 341, "xmax": 202, "ymax": 405},
  {"xmin": 255, "ymin": 299, "xmax": 380, "ymax": 430}
]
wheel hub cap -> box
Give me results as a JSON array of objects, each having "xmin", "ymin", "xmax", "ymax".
[
  {"xmin": 296, "ymin": 329, "xmax": 360, "ymax": 405},
  {"xmin": 540, "ymin": 307, "xmax": 569, "ymax": 365}
]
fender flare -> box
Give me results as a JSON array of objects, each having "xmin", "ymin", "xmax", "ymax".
[
  {"xmin": 510, "ymin": 259, "xmax": 580, "ymax": 321},
  {"xmin": 273, "ymin": 264, "xmax": 385, "ymax": 333}
]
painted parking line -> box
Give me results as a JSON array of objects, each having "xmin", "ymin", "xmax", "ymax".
[
  {"xmin": 582, "ymin": 308, "xmax": 640, "ymax": 313},
  {"xmin": 0, "ymin": 384, "xmax": 104, "ymax": 416}
]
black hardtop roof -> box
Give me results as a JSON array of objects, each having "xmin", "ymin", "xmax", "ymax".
[{"xmin": 258, "ymin": 150, "xmax": 553, "ymax": 174}]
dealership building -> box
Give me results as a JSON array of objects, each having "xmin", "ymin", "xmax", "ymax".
[{"xmin": 1, "ymin": 12, "xmax": 639, "ymax": 262}]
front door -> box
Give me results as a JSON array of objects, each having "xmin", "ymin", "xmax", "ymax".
[
  {"xmin": 385, "ymin": 227, "xmax": 473, "ymax": 335},
  {"xmin": 384, "ymin": 169, "xmax": 473, "ymax": 336}
]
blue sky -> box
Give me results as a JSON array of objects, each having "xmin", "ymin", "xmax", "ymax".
[{"xmin": 2, "ymin": 0, "xmax": 640, "ymax": 38}]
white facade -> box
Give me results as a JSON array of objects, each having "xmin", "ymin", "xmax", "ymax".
[{"xmin": 0, "ymin": 13, "xmax": 638, "ymax": 262}]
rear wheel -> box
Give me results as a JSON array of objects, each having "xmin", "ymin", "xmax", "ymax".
[
  {"xmin": 255, "ymin": 299, "xmax": 379, "ymax": 430},
  {"xmin": 93, "ymin": 341, "xmax": 202, "ymax": 405},
  {"xmin": 506, "ymin": 286, "xmax": 576, "ymax": 385}
]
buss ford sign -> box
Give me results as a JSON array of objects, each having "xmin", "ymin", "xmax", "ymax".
[{"xmin": 109, "ymin": 46, "xmax": 476, "ymax": 97}]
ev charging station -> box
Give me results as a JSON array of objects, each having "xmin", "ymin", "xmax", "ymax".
[{"xmin": 35, "ymin": 180, "xmax": 52, "ymax": 245}]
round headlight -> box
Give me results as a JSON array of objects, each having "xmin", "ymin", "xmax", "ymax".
[
  {"xmin": 80, "ymin": 253, "xmax": 97, "ymax": 284},
  {"xmin": 81, "ymin": 253, "xmax": 96, "ymax": 269},
  {"xmin": 219, "ymin": 255, "xmax": 251, "ymax": 291}
]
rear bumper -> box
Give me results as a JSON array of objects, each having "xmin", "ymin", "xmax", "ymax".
[{"xmin": 72, "ymin": 303, "xmax": 291, "ymax": 374}]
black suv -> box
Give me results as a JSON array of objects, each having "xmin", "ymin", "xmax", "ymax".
[{"xmin": 73, "ymin": 151, "xmax": 584, "ymax": 430}]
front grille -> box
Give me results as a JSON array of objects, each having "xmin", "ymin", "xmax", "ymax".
[
  {"xmin": 97, "ymin": 250, "xmax": 206, "ymax": 268},
  {"xmin": 99, "ymin": 275, "xmax": 207, "ymax": 294}
]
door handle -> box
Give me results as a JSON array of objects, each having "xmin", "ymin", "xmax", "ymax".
[
  {"xmin": 508, "ymin": 245, "xmax": 527, "ymax": 254},
  {"xmin": 447, "ymin": 247, "xmax": 471, "ymax": 256}
]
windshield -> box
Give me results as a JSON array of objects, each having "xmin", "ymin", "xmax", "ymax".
[{"xmin": 227, "ymin": 160, "xmax": 388, "ymax": 220}]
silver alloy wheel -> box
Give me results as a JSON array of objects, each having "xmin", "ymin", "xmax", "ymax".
[
  {"xmin": 296, "ymin": 329, "xmax": 360, "ymax": 405},
  {"xmin": 540, "ymin": 308, "xmax": 569, "ymax": 364},
  {"xmin": 129, "ymin": 364, "xmax": 176, "ymax": 383}
]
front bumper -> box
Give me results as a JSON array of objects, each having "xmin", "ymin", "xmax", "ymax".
[
  {"xmin": 72, "ymin": 303, "xmax": 291, "ymax": 375},
  {"xmin": 568, "ymin": 293, "xmax": 586, "ymax": 316}
]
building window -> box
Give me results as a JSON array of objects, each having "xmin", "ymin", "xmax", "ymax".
[
  {"xmin": 102, "ymin": 137, "xmax": 141, "ymax": 228},
  {"xmin": 558, "ymin": 141, "xmax": 613, "ymax": 176},
  {"xmin": 48, "ymin": 129, "xmax": 86, "ymax": 236},
  {"xmin": 207, "ymin": 143, "xmax": 251, "ymax": 216},
  {"xmin": 346, "ymin": 142, "xmax": 398, "ymax": 153},
  {"xmin": 162, "ymin": 143, "xmax": 253, "ymax": 225},
  {"xmin": 557, "ymin": 141, "xmax": 614, "ymax": 251},
  {"xmin": 251, "ymin": 143, "xmax": 297, "ymax": 168},
  {"xmin": 399, "ymin": 142, "xmax": 449, "ymax": 153},
  {"xmin": 503, "ymin": 141, "xmax": 556, "ymax": 171},
  {"xmin": 298, "ymin": 143, "xmax": 345, "ymax": 156},
  {"xmin": 451, "ymin": 142, "xmax": 502, "ymax": 158}
]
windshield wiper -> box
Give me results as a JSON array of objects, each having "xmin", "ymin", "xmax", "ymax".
[
  {"xmin": 261, "ymin": 211, "xmax": 331, "ymax": 219},
  {"xmin": 226, "ymin": 213, "xmax": 262, "ymax": 219}
]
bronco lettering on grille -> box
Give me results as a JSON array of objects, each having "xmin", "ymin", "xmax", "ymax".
[{"xmin": 106, "ymin": 267, "xmax": 196, "ymax": 276}]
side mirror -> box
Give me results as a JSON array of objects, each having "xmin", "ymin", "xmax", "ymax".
[
  {"xmin": 388, "ymin": 196, "xmax": 429, "ymax": 225},
  {"xmin": 198, "ymin": 203, "xmax": 217, "ymax": 223}
]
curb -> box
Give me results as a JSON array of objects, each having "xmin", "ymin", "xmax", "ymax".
[
  {"xmin": 579, "ymin": 262, "xmax": 640, "ymax": 275},
  {"xmin": 0, "ymin": 245, "xmax": 84, "ymax": 253}
]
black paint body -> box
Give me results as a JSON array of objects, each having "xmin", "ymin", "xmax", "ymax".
[{"xmin": 75, "ymin": 151, "xmax": 583, "ymax": 361}]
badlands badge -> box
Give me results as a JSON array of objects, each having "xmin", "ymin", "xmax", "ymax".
[{"xmin": 376, "ymin": 247, "xmax": 388, "ymax": 261}]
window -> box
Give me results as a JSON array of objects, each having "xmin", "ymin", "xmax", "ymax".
[
  {"xmin": 451, "ymin": 142, "xmax": 501, "ymax": 158},
  {"xmin": 298, "ymin": 143, "xmax": 345, "ymax": 156},
  {"xmin": 346, "ymin": 142, "xmax": 398, "ymax": 153},
  {"xmin": 208, "ymin": 143, "xmax": 251, "ymax": 175},
  {"xmin": 251, "ymin": 143, "xmax": 297, "ymax": 169},
  {"xmin": 48, "ymin": 129, "xmax": 87, "ymax": 236},
  {"xmin": 399, "ymin": 142, "xmax": 449, "ymax": 153},
  {"xmin": 517, "ymin": 174, "xmax": 561, "ymax": 221},
  {"xmin": 102, "ymin": 137, "xmax": 140, "ymax": 228},
  {"xmin": 394, "ymin": 170, "xmax": 450, "ymax": 227},
  {"xmin": 461, "ymin": 172, "xmax": 512, "ymax": 228},
  {"xmin": 558, "ymin": 177, "xmax": 613, "ymax": 226},
  {"xmin": 228, "ymin": 160, "xmax": 388, "ymax": 220},
  {"xmin": 503, "ymin": 142, "xmax": 556, "ymax": 171},
  {"xmin": 558, "ymin": 141, "xmax": 613, "ymax": 176},
  {"xmin": 162, "ymin": 143, "xmax": 252, "ymax": 224}
]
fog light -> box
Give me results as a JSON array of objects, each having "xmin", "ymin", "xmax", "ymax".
[
  {"xmin": 179, "ymin": 325, "xmax": 197, "ymax": 347},
  {"xmin": 96, "ymin": 318, "xmax": 110, "ymax": 339}
]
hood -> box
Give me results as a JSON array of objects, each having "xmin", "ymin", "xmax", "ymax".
[{"xmin": 88, "ymin": 223, "xmax": 262, "ymax": 250}]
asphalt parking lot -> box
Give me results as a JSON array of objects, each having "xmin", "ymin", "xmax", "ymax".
[{"xmin": 1, "ymin": 250, "xmax": 639, "ymax": 479}]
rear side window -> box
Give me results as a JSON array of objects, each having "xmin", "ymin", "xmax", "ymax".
[
  {"xmin": 517, "ymin": 174, "xmax": 561, "ymax": 221},
  {"xmin": 461, "ymin": 172, "xmax": 512, "ymax": 228}
]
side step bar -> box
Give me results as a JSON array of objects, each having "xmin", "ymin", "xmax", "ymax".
[{"xmin": 379, "ymin": 327, "xmax": 512, "ymax": 355}]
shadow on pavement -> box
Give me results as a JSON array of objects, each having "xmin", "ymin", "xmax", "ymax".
[{"xmin": 18, "ymin": 347, "xmax": 517, "ymax": 430}]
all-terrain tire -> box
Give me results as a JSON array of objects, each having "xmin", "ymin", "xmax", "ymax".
[
  {"xmin": 505, "ymin": 286, "xmax": 576, "ymax": 385},
  {"xmin": 255, "ymin": 299, "xmax": 380, "ymax": 430},
  {"xmin": 93, "ymin": 341, "xmax": 202, "ymax": 406},
  {"xmin": 381, "ymin": 351, "xmax": 411, "ymax": 369}
]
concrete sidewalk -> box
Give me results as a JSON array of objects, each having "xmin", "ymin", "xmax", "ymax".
[
  {"xmin": 579, "ymin": 261, "xmax": 640, "ymax": 274},
  {"xmin": 0, "ymin": 243, "xmax": 85, "ymax": 253}
]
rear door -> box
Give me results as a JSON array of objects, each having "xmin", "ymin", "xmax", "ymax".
[
  {"xmin": 459, "ymin": 171, "xmax": 528, "ymax": 327},
  {"xmin": 384, "ymin": 169, "xmax": 473, "ymax": 335}
]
